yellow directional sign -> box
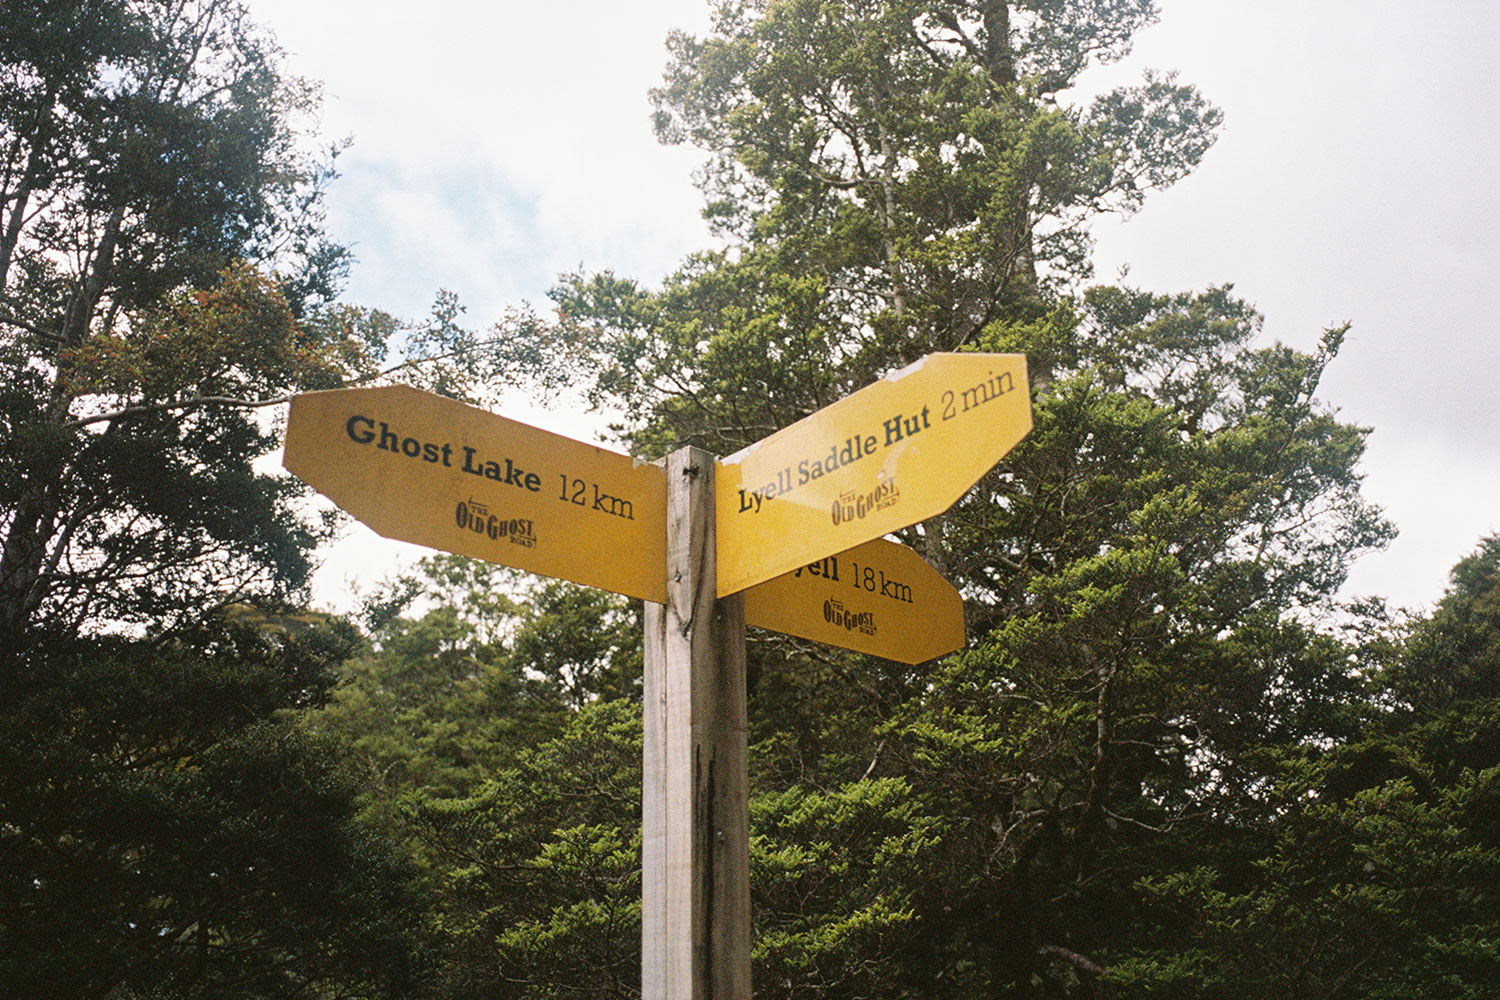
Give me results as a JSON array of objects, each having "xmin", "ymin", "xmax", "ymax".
[
  {"xmin": 742, "ymin": 537, "xmax": 964, "ymax": 664},
  {"xmin": 715, "ymin": 353, "xmax": 1030, "ymax": 596},
  {"xmin": 283, "ymin": 385, "xmax": 667, "ymax": 603}
]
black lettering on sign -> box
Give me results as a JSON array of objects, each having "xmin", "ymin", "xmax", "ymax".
[
  {"xmin": 592, "ymin": 484, "xmax": 634, "ymax": 520},
  {"xmin": 822, "ymin": 598, "xmax": 877, "ymax": 636},
  {"xmin": 850, "ymin": 562, "xmax": 914, "ymax": 605},
  {"xmin": 455, "ymin": 499, "xmax": 536, "ymax": 548},
  {"xmin": 461, "ymin": 447, "xmax": 540, "ymax": 492},
  {"xmin": 345, "ymin": 415, "xmax": 452, "ymax": 466},
  {"xmin": 830, "ymin": 478, "xmax": 901, "ymax": 527},
  {"xmin": 794, "ymin": 556, "xmax": 840, "ymax": 582},
  {"xmin": 959, "ymin": 369, "xmax": 1015, "ymax": 414},
  {"xmin": 560, "ymin": 473, "xmax": 635, "ymax": 520}
]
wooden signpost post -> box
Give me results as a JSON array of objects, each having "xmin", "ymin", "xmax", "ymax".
[
  {"xmin": 642, "ymin": 449, "xmax": 749, "ymax": 999},
  {"xmin": 283, "ymin": 353, "xmax": 1031, "ymax": 1000}
]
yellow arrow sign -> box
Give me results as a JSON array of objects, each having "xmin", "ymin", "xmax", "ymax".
[
  {"xmin": 715, "ymin": 353, "xmax": 1030, "ymax": 596},
  {"xmin": 742, "ymin": 537, "xmax": 963, "ymax": 664},
  {"xmin": 283, "ymin": 385, "xmax": 667, "ymax": 603}
]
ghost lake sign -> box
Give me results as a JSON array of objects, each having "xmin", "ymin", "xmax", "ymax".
[
  {"xmin": 284, "ymin": 384, "xmax": 670, "ymax": 602},
  {"xmin": 282, "ymin": 353, "xmax": 1031, "ymax": 1000}
]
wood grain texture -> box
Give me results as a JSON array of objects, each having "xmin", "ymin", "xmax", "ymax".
[{"xmin": 643, "ymin": 446, "xmax": 750, "ymax": 1000}]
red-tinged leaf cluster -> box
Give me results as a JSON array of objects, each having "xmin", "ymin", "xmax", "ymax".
[{"xmin": 59, "ymin": 264, "xmax": 382, "ymax": 405}]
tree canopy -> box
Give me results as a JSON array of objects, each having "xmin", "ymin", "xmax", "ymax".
[
  {"xmin": 0, "ymin": 0, "xmax": 565, "ymax": 655},
  {"xmin": 0, "ymin": 2, "xmax": 493, "ymax": 995},
  {"xmin": 0, "ymin": 0, "xmax": 364, "ymax": 652},
  {"xmin": 546, "ymin": 0, "xmax": 1221, "ymax": 457},
  {"xmin": 0, "ymin": 608, "xmax": 427, "ymax": 999}
]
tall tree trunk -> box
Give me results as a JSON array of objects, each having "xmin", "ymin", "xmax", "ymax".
[
  {"xmin": 0, "ymin": 167, "xmax": 35, "ymax": 291},
  {"xmin": 0, "ymin": 206, "xmax": 123, "ymax": 656},
  {"xmin": 60, "ymin": 206, "xmax": 124, "ymax": 349},
  {"xmin": 982, "ymin": 0, "xmax": 1018, "ymax": 86}
]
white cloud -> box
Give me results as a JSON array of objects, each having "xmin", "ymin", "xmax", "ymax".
[{"xmin": 255, "ymin": 0, "xmax": 713, "ymax": 321}]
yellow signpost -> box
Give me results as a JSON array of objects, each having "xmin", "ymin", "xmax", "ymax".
[
  {"xmin": 283, "ymin": 355, "xmax": 1031, "ymax": 1000},
  {"xmin": 283, "ymin": 384, "xmax": 667, "ymax": 603},
  {"xmin": 742, "ymin": 537, "xmax": 964, "ymax": 664},
  {"xmin": 715, "ymin": 353, "xmax": 1031, "ymax": 596}
]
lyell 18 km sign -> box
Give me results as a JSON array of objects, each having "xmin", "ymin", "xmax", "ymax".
[{"xmin": 744, "ymin": 537, "xmax": 963, "ymax": 664}]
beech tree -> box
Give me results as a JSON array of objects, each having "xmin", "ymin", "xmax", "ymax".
[
  {"xmin": 0, "ymin": 0, "xmax": 360, "ymax": 653},
  {"xmin": 0, "ymin": 1, "xmax": 553, "ymax": 656},
  {"xmin": 1108, "ymin": 540, "xmax": 1500, "ymax": 997},
  {"xmin": 308, "ymin": 556, "xmax": 645, "ymax": 1000},
  {"xmin": 548, "ymin": 0, "xmax": 1221, "ymax": 458}
]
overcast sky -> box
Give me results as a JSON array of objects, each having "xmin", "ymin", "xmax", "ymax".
[{"xmin": 249, "ymin": 0, "xmax": 1500, "ymax": 613}]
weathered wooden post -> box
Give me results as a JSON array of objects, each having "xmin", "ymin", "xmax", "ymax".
[{"xmin": 642, "ymin": 446, "xmax": 751, "ymax": 1000}]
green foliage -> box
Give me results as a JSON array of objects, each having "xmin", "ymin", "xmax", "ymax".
[
  {"xmin": 307, "ymin": 556, "xmax": 647, "ymax": 998},
  {"xmin": 1104, "ymin": 538, "xmax": 1500, "ymax": 996},
  {"xmin": 0, "ymin": 0, "xmax": 367, "ymax": 651},
  {"xmin": 1392, "ymin": 536, "xmax": 1500, "ymax": 715},
  {"xmin": 0, "ymin": 0, "xmax": 346, "ymax": 320},
  {"xmin": 1109, "ymin": 753, "xmax": 1500, "ymax": 999},
  {"xmin": 706, "ymin": 281, "xmax": 1390, "ymax": 991},
  {"xmin": 751, "ymin": 776, "xmax": 939, "ymax": 996},
  {"xmin": 0, "ymin": 9, "xmax": 550, "ymax": 994},
  {"xmin": 313, "ymin": 555, "xmax": 641, "ymax": 808},
  {"xmin": 417, "ymin": 700, "xmax": 645, "ymax": 1000},
  {"xmin": 0, "ymin": 608, "xmax": 425, "ymax": 999}
]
